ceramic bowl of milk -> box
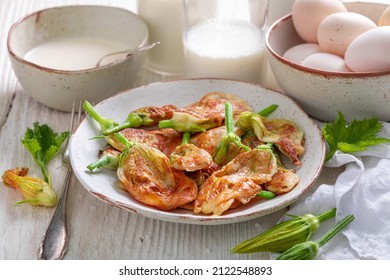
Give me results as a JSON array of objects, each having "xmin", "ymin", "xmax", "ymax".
[{"xmin": 7, "ymin": 5, "xmax": 149, "ymax": 112}]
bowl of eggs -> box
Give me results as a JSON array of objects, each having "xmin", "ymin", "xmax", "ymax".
[
  {"xmin": 7, "ymin": 5, "xmax": 149, "ymax": 112},
  {"xmin": 265, "ymin": 0, "xmax": 390, "ymax": 122}
]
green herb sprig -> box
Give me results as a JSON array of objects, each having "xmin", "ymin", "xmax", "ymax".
[
  {"xmin": 322, "ymin": 112, "xmax": 390, "ymax": 161},
  {"xmin": 21, "ymin": 122, "xmax": 69, "ymax": 185}
]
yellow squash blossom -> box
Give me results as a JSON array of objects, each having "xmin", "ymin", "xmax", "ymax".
[{"xmin": 2, "ymin": 167, "xmax": 57, "ymax": 206}]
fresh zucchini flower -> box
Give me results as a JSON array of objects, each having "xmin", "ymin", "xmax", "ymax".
[
  {"xmin": 231, "ymin": 208, "xmax": 336, "ymax": 253},
  {"xmin": 2, "ymin": 167, "xmax": 58, "ymax": 207},
  {"xmin": 277, "ymin": 214, "xmax": 354, "ymax": 260}
]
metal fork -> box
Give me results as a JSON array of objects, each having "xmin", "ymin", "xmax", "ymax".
[{"xmin": 38, "ymin": 101, "xmax": 82, "ymax": 260}]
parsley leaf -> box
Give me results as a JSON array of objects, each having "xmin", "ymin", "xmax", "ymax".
[
  {"xmin": 21, "ymin": 122, "xmax": 69, "ymax": 184},
  {"xmin": 322, "ymin": 112, "xmax": 390, "ymax": 161}
]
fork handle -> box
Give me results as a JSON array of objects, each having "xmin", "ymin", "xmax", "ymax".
[{"xmin": 38, "ymin": 166, "xmax": 72, "ymax": 260}]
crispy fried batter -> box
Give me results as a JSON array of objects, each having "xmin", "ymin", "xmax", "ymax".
[
  {"xmin": 170, "ymin": 143, "xmax": 214, "ymax": 172},
  {"xmin": 263, "ymin": 169, "xmax": 300, "ymax": 195},
  {"xmin": 265, "ymin": 118, "xmax": 305, "ymax": 165},
  {"xmin": 179, "ymin": 92, "xmax": 252, "ymax": 126},
  {"xmin": 194, "ymin": 147, "xmax": 278, "ymax": 216},
  {"xmin": 107, "ymin": 128, "xmax": 182, "ymax": 156},
  {"xmin": 117, "ymin": 142, "xmax": 197, "ymax": 211}
]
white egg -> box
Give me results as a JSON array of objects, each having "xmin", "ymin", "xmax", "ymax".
[
  {"xmin": 301, "ymin": 52, "xmax": 352, "ymax": 72},
  {"xmin": 283, "ymin": 43, "xmax": 322, "ymax": 64},
  {"xmin": 345, "ymin": 26, "xmax": 390, "ymax": 72},
  {"xmin": 378, "ymin": 6, "xmax": 390, "ymax": 26},
  {"xmin": 292, "ymin": 0, "xmax": 347, "ymax": 43},
  {"xmin": 317, "ymin": 12, "xmax": 377, "ymax": 57}
]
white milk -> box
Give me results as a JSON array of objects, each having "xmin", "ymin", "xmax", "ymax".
[
  {"xmin": 184, "ymin": 19, "xmax": 266, "ymax": 83},
  {"xmin": 24, "ymin": 37, "xmax": 129, "ymax": 71},
  {"xmin": 137, "ymin": 0, "xmax": 184, "ymax": 74}
]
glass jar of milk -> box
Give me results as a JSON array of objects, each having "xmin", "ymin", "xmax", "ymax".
[
  {"xmin": 137, "ymin": 0, "xmax": 184, "ymax": 75},
  {"xmin": 183, "ymin": 0, "xmax": 268, "ymax": 84}
]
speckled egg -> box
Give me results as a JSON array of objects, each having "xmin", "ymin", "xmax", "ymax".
[{"xmin": 317, "ymin": 12, "xmax": 376, "ymax": 57}]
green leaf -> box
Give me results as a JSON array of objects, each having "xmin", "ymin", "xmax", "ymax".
[
  {"xmin": 322, "ymin": 112, "xmax": 390, "ymax": 161},
  {"xmin": 21, "ymin": 122, "xmax": 69, "ymax": 183}
]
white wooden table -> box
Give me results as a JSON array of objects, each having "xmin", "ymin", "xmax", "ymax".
[{"xmin": 0, "ymin": 0, "xmax": 342, "ymax": 260}]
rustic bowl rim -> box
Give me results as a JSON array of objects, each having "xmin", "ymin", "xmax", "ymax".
[
  {"xmin": 7, "ymin": 5, "xmax": 149, "ymax": 74},
  {"xmin": 265, "ymin": 12, "xmax": 390, "ymax": 78}
]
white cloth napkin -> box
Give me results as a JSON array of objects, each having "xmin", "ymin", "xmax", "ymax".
[{"xmin": 286, "ymin": 122, "xmax": 390, "ymax": 260}]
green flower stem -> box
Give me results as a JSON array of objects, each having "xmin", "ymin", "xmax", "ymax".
[
  {"xmin": 225, "ymin": 101, "xmax": 235, "ymax": 134},
  {"xmin": 256, "ymin": 190, "xmax": 276, "ymax": 199},
  {"xmin": 316, "ymin": 208, "xmax": 337, "ymax": 223},
  {"xmin": 103, "ymin": 112, "xmax": 154, "ymax": 136},
  {"xmin": 83, "ymin": 101, "xmax": 156, "ymax": 136},
  {"xmin": 87, "ymin": 155, "xmax": 111, "ymax": 172},
  {"xmin": 114, "ymin": 132, "xmax": 130, "ymax": 146},
  {"xmin": 258, "ymin": 104, "xmax": 278, "ymax": 116},
  {"xmin": 87, "ymin": 154, "xmax": 119, "ymax": 173},
  {"xmin": 83, "ymin": 101, "xmax": 118, "ymax": 133},
  {"xmin": 103, "ymin": 124, "xmax": 129, "ymax": 136},
  {"xmin": 182, "ymin": 132, "xmax": 191, "ymax": 144},
  {"xmin": 213, "ymin": 102, "xmax": 250, "ymax": 165},
  {"xmin": 318, "ymin": 214, "xmax": 354, "ymax": 247}
]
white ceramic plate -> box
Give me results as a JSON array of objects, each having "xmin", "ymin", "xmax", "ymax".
[{"xmin": 69, "ymin": 78, "xmax": 325, "ymax": 225}]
